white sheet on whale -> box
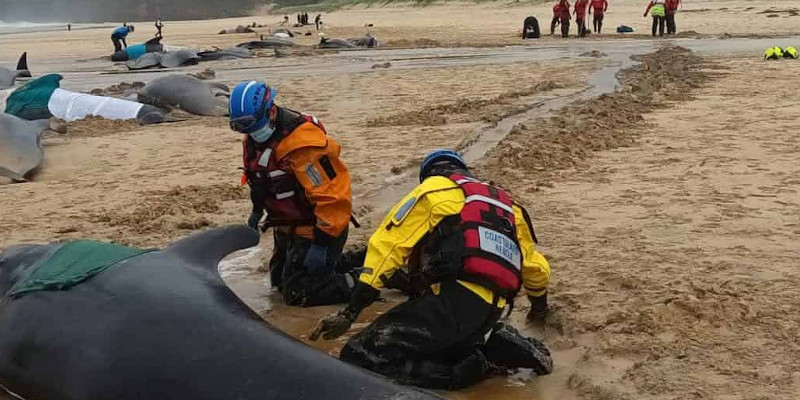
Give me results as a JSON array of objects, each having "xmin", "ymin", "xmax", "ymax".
[
  {"xmin": 47, "ymin": 88, "xmax": 144, "ymax": 122},
  {"xmin": 0, "ymin": 88, "xmax": 14, "ymax": 111}
]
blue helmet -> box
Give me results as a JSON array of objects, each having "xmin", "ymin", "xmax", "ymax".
[
  {"xmin": 419, "ymin": 149, "xmax": 467, "ymax": 182},
  {"xmin": 229, "ymin": 80, "xmax": 277, "ymax": 136}
]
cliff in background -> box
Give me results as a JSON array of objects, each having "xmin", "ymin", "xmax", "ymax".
[{"xmin": 0, "ymin": 0, "xmax": 265, "ymax": 22}]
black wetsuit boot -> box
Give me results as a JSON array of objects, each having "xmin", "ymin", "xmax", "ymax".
[{"xmin": 483, "ymin": 323, "xmax": 553, "ymax": 375}]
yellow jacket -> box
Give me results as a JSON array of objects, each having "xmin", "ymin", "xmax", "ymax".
[{"xmin": 359, "ymin": 176, "xmax": 550, "ymax": 307}]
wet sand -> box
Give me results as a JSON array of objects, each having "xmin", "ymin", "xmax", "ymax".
[
  {"xmin": 1, "ymin": 1, "xmax": 800, "ymax": 399},
  {"xmin": 1, "ymin": 0, "xmax": 799, "ymax": 61},
  {"xmin": 479, "ymin": 54, "xmax": 800, "ymax": 399}
]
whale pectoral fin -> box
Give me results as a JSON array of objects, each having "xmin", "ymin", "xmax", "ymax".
[
  {"xmin": 165, "ymin": 225, "xmax": 259, "ymax": 271},
  {"xmin": 0, "ymin": 166, "xmax": 27, "ymax": 182}
]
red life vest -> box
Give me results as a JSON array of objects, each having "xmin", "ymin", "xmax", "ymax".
[
  {"xmin": 243, "ymin": 113, "xmax": 324, "ymax": 227},
  {"xmin": 450, "ymin": 173, "xmax": 523, "ymax": 298}
]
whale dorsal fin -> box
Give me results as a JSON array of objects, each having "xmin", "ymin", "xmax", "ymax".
[
  {"xmin": 165, "ymin": 225, "xmax": 259, "ymax": 271},
  {"xmin": 16, "ymin": 52, "xmax": 28, "ymax": 72}
]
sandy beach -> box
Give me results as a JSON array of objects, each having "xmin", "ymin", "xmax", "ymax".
[{"xmin": 1, "ymin": 0, "xmax": 799, "ymax": 399}]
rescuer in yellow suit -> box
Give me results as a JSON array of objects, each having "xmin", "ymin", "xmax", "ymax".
[{"xmin": 311, "ymin": 150, "xmax": 553, "ymax": 389}]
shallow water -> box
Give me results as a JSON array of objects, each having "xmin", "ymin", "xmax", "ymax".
[{"xmin": 14, "ymin": 35, "xmax": 796, "ymax": 90}]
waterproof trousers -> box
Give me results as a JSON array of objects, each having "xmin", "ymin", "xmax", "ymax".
[
  {"xmin": 269, "ymin": 228, "xmax": 353, "ymax": 307},
  {"xmin": 652, "ymin": 16, "xmax": 666, "ymax": 36},
  {"xmin": 341, "ymin": 281, "xmax": 502, "ymax": 389},
  {"xmin": 666, "ymin": 13, "xmax": 676, "ymax": 34},
  {"xmin": 576, "ymin": 18, "xmax": 587, "ymax": 37},
  {"xmin": 111, "ymin": 36, "xmax": 123, "ymax": 52},
  {"xmin": 593, "ymin": 14, "xmax": 604, "ymax": 33}
]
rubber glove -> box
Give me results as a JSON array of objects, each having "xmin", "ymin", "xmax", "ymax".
[
  {"xmin": 310, "ymin": 282, "xmax": 380, "ymax": 341},
  {"xmin": 527, "ymin": 293, "xmax": 549, "ymax": 322},
  {"xmin": 310, "ymin": 309, "xmax": 355, "ymax": 341}
]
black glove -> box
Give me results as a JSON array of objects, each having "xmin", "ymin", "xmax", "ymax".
[
  {"xmin": 309, "ymin": 282, "xmax": 380, "ymax": 341},
  {"xmin": 247, "ymin": 211, "xmax": 263, "ymax": 231},
  {"xmin": 526, "ymin": 293, "xmax": 549, "ymax": 322},
  {"xmin": 310, "ymin": 309, "xmax": 355, "ymax": 341}
]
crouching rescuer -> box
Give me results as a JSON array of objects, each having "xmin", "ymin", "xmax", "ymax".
[
  {"xmin": 311, "ymin": 150, "xmax": 553, "ymax": 389},
  {"xmin": 230, "ymin": 80, "xmax": 357, "ymax": 307}
]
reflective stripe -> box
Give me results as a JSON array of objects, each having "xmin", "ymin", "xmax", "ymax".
[
  {"xmin": 239, "ymin": 81, "xmax": 258, "ymax": 114},
  {"xmin": 0, "ymin": 381, "xmax": 25, "ymax": 400},
  {"xmin": 455, "ymin": 178, "xmax": 479, "ymax": 184},
  {"xmin": 392, "ymin": 197, "xmax": 417, "ymax": 224},
  {"xmin": 276, "ymin": 191, "xmax": 295, "ymax": 200},
  {"xmin": 258, "ymin": 148, "xmax": 272, "ymax": 168},
  {"xmin": 465, "ymin": 195, "xmax": 514, "ymax": 214},
  {"xmin": 269, "ymin": 170, "xmax": 287, "ymax": 178}
]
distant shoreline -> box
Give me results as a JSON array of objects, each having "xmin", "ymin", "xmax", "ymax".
[{"xmin": 0, "ymin": 23, "xmax": 117, "ymax": 36}]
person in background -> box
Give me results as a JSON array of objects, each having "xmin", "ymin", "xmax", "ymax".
[
  {"xmin": 550, "ymin": 1, "xmax": 563, "ymax": 35},
  {"xmin": 574, "ymin": 0, "xmax": 589, "ymax": 37},
  {"xmin": 522, "ymin": 16, "xmax": 541, "ymax": 39},
  {"xmin": 644, "ymin": 0, "xmax": 667, "ymax": 37},
  {"xmin": 111, "ymin": 24, "xmax": 134, "ymax": 52},
  {"xmin": 588, "ymin": 0, "xmax": 608, "ymax": 34},
  {"xmin": 315, "ymin": 14, "xmax": 323, "ymax": 30},
  {"xmin": 67, "ymin": 23, "xmax": 71, "ymax": 32},
  {"xmin": 229, "ymin": 80, "xmax": 357, "ymax": 307},
  {"xmin": 311, "ymin": 150, "xmax": 553, "ymax": 390},
  {"xmin": 557, "ymin": 0, "xmax": 572, "ymax": 38},
  {"xmin": 155, "ymin": 18, "xmax": 164, "ymax": 38},
  {"xmin": 665, "ymin": 0, "xmax": 680, "ymax": 34}
]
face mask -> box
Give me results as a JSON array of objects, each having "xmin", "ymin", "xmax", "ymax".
[{"xmin": 249, "ymin": 124, "xmax": 275, "ymax": 143}]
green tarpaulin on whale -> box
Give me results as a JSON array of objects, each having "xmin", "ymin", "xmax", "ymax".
[
  {"xmin": 9, "ymin": 240, "xmax": 151, "ymax": 297},
  {"xmin": 4, "ymin": 73, "xmax": 61, "ymax": 120}
]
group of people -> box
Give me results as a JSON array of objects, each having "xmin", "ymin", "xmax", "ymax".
[
  {"xmin": 550, "ymin": 0, "xmax": 608, "ymax": 38},
  {"xmin": 644, "ymin": 0, "xmax": 681, "ymax": 37},
  {"xmin": 228, "ymin": 80, "xmax": 552, "ymax": 389},
  {"xmin": 110, "ymin": 19, "xmax": 164, "ymax": 52},
  {"xmin": 296, "ymin": 13, "xmax": 324, "ymax": 30},
  {"xmin": 548, "ymin": 0, "xmax": 681, "ymax": 38}
]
